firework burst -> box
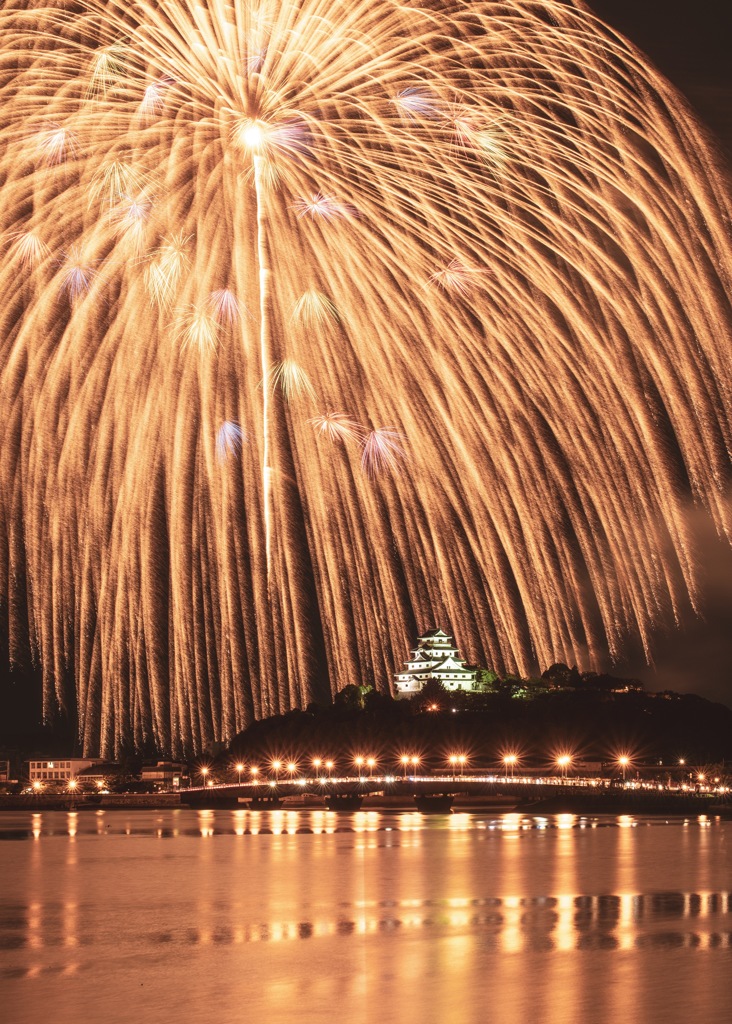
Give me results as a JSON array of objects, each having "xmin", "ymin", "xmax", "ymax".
[
  {"xmin": 216, "ymin": 421, "xmax": 247, "ymax": 464},
  {"xmin": 1, "ymin": 0, "xmax": 730, "ymax": 756},
  {"xmin": 309, "ymin": 412, "xmax": 366, "ymax": 446}
]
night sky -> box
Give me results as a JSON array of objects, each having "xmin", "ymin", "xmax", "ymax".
[
  {"xmin": 589, "ymin": 0, "xmax": 732, "ymax": 704},
  {"xmin": 590, "ymin": 0, "xmax": 732, "ymax": 156}
]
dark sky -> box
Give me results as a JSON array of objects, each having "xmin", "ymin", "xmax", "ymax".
[
  {"xmin": 589, "ymin": 0, "xmax": 732, "ymax": 155},
  {"xmin": 585, "ymin": 1, "xmax": 732, "ymax": 704}
]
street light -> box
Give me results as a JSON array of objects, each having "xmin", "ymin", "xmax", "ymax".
[
  {"xmin": 449, "ymin": 754, "xmax": 458, "ymax": 779},
  {"xmin": 503, "ymin": 753, "xmax": 518, "ymax": 777},
  {"xmin": 457, "ymin": 754, "xmax": 466, "ymax": 777},
  {"xmin": 271, "ymin": 759, "xmax": 282, "ymax": 781},
  {"xmin": 312, "ymin": 757, "xmax": 322, "ymax": 776},
  {"xmin": 199, "ymin": 766, "xmax": 210, "ymax": 787},
  {"xmin": 325, "ymin": 760, "xmax": 334, "ymax": 778},
  {"xmin": 410, "ymin": 755, "xmax": 420, "ymax": 776},
  {"xmin": 354, "ymin": 756, "xmax": 365, "ymax": 777},
  {"xmin": 235, "ymin": 762, "xmax": 245, "ymax": 786},
  {"xmin": 366, "ymin": 757, "xmax": 376, "ymax": 777},
  {"xmin": 617, "ymin": 755, "xmax": 630, "ymax": 782},
  {"xmin": 556, "ymin": 754, "xmax": 572, "ymax": 779},
  {"xmin": 250, "ymin": 766, "xmax": 260, "ymax": 782},
  {"xmin": 400, "ymin": 755, "xmax": 410, "ymax": 779},
  {"xmin": 287, "ymin": 761, "xmax": 298, "ymax": 779}
]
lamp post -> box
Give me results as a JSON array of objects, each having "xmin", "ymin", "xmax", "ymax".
[
  {"xmin": 449, "ymin": 754, "xmax": 458, "ymax": 780},
  {"xmin": 400, "ymin": 755, "xmax": 409, "ymax": 779},
  {"xmin": 354, "ymin": 756, "xmax": 364, "ymax": 778},
  {"xmin": 457, "ymin": 755, "xmax": 466, "ymax": 777},
  {"xmin": 235, "ymin": 762, "xmax": 244, "ymax": 787},
  {"xmin": 366, "ymin": 757, "xmax": 376, "ymax": 778},
  {"xmin": 410, "ymin": 756, "xmax": 420, "ymax": 777},
  {"xmin": 617, "ymin": 755, "xmax": 630, "ymax": 782},
  {"xmin": 556, "ymin": 754, "xmax": 571, "ymax": 779},
  {"xmin": 271, "ymin": 760, "xmax": 281, "ymax": 782},
  {"xmin": 199, "ymin": 766, "xmax": 209, "ymax": 788},
  {"xmin": 503, "ymin": 754, "xmax": 517, "ymax": 778}
]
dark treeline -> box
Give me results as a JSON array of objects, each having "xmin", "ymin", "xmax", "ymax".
[
  {"xmin": 3, "ymin": 649, "xmax": 731, "ymax": 768},
  {"xmin": 228, "ymin": 682, "xmax": 732, "ymax": 769}
]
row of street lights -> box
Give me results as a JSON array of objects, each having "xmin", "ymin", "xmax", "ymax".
[{"xmin": 198, "ymin": 750, "xmax": 600, "ymax": 786}]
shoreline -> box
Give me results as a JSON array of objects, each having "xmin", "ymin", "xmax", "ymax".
[{"xmin": 0, "ymin": 792, "xmax": 729, "ymax": 817}]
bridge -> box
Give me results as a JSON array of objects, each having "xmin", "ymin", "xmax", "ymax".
[{"xmin": 182, "ymin": 773, "xmax": 722, "ymax": 814}]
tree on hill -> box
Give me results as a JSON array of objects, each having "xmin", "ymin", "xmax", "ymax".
[
  {"xmin": 413, "ymin": 679, "xmax": 448, "ymax": 710},
  {"xmin": 476, "ymin": 668, "xmax": 500, "ymax": 692},
  {"xmin": 334, "ymin": 684, "xmax": 373, "ymax": 711},
  {"xmin": 541, "ymin": 663, "xmax": 583, "ymax": 689}
]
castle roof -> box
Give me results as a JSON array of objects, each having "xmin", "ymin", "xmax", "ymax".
[{"xmin": 430, "ymin": 657, "xmax": 474, "ymax": 674}]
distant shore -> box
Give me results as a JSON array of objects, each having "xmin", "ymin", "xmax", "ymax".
[{"xmin": 2, "ymin": 791, "xmax": 729, "ymax": 817}]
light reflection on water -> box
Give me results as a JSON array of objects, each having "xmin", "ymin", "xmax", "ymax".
[
  {"xmin": 1, "ymin": 810, "xmax": 731, "ymax": 1024},
  {"xmin": 2, "ymin": 808, "xmax": 708, "ymax": 840}
]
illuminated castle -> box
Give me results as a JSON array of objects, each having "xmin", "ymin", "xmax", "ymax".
[{"xmin": 394, "ymin": 628, "xmax": 478, "ymax": 697}]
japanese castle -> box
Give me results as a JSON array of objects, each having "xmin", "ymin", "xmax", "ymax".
[{"xmin": 394, "ymin": 628, "xmax": 478, "ymax": 697}]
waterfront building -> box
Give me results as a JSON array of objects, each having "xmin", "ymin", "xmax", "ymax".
[
  {"xmin": 140, "ymin": 761, "xmax": 187, "ymax": 791},
  {"xmin": 26, "ymin": 757, "xmax": 104, "ymax": 787},
  {"xmin": 394, "ymin": 628, "xmax": 478, "ymax": 697},
  {"xmin": 75, "ymin": 762, "xmax": 125, "ymax": 791}
]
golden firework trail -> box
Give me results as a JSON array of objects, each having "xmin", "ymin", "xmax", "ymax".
[{"xmin": 1, "ymin": 1, "xmax": 731, "ymax": 755}]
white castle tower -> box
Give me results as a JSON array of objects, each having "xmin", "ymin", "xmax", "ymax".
[{"xmin": 394, "ymin": 628, "xmax": 477, "ymax": 697}]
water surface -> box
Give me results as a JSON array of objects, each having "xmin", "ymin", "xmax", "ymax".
[{"xmin": 1, "ymin": 810, "xmax": 730, "ymax": 1024}]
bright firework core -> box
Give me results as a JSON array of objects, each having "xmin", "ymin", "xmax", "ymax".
[
  {"xmin": 0, "ymin": 1, "xmax": 730, "ymax": 757},
  {"xmin": 238, "ymin": 120, "xmax": 266, "ymax": 150}
]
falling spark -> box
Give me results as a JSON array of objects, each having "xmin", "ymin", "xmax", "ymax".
[
  {"xmin": 271, "ymin": 359, "xmax": 317, "ymax": 403},
  {"xmin": 139, "ymin": 78, "xmax": 171, "ymax": 120},
  {"xmin": 207, "ymin": 289, "xmax": 242, "ymax": 325},
  {"xmin": 35, "ymin": 124, "xmax": 77, "ymax": 165},
  {"xmin": 4, "ymin": 231, "xmax": 51, "ymax": 269},
  {"xmin": 172, "ymin": 304, "xmax": 219, "ymax": 353},
  {"xmin": 292, "ymin": 193, "xmax": 354, "ymax": 220},
  {"xmin": 246, "ymin": 48, "xmax": 267, "ymax": 74},
  {"xmin": 361, "ymin": 428, "xmax": 407, "ymax": 476},
  {"xmin": 429, "ymin": 258, "xmax": 484, "ymax": 295},
  {"xmin": 87, "ymin": 44, "xmax": 127, "ymax": 98},
  {"xmin": 291, "ymin": 290, "xmax": 339, "ymax": 328},
  {"xmin": 145, "ymin": 233, "xmax": 190, "ymax": 306},
  {"xmin": 216, "ymin": 421, "xmax": 246, "ymax": 463},
  {"xmin": 309, "ymin": 411, "xmax": 366, "ymax": 445},
  {"xmin": 90, "ymin": 161, "xmax": 151, "ymax": 208},
  {"xmin": 112, "ymin": 193, "xmax": 153, "ymax": 250},
  {"xmin": 392, "ymin": 87, "xmax": 442, "ymax": 120},
  {"xmin": 59, "ymin": 245, "xmax": 97, "ymax": 302}
]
